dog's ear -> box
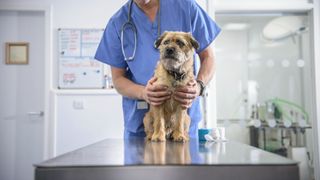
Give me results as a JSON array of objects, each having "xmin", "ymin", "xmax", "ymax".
[
  {"xmin": 187, "ymin": 33, "xmax": 199, "ymax": 51},
  {"xmin": 154, "ymin": 31, "xmax": 168, "ymax": 49}
]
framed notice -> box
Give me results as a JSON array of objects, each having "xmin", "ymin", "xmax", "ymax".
[
  {"xmin": 58, "ymin": 29, "xmax": 105, "ymax": 89},
  {"xmin": 6, "ymin": 42, "xmax": 29, "ymax": 64}
]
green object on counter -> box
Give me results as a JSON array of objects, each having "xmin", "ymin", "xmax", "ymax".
[
  {"xmin": 266, "ymin": 98, "xmax": 309, "ymax": 124},
  {"xmin": 274, "ymin": 104, "xmax": 282, "ymax": 119}
]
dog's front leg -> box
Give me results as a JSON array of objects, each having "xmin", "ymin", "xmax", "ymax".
[
  {"xmin": 143, "ymin": 112, "xmax": 154, "ymax": 140},
  {"xmin": 151, "ymin": 107, "xmax": 166, "ymax": 141},
  {"xmin": 172, "ymin": 109, "xmax": 189, "ymax": 142}
]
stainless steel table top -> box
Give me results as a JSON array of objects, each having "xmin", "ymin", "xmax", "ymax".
[{"xmin": 35, "ymin": 138, "xmax": 297, "ymax": 167}]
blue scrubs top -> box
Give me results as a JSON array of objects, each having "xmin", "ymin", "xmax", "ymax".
[{"xmin": 95, "ymin": 0, "xmax": 220, "ymax": 138}]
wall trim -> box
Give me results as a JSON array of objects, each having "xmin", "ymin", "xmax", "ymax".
[
  {"xmin": 310, "ymin": 0, "xmax": 320, "ymax": 179},
  {"xmin": 215, "ymin": 3, "xmax": 314, "ymax": 13}
]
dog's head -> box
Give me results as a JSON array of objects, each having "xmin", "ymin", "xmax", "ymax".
[{"xmin": 154, "ymin": 31, "xmax": 199, "ymax": 72}]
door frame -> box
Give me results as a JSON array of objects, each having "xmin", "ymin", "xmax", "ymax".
[
  {"xmin": 0, "ymin": 4, "xmax": 53, "ymax": 160},
  {"xmin": 212, "ymin": 1, "xmax": 320, "ymax": 179},
  {"xmin": 310, "ymin": 0, "xmax": 320, "ymax": 179}
]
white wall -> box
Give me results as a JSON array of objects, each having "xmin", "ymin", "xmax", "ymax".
[{"xmin": 0, "ymin": 0, "xmax": 127, "ymax": 27}]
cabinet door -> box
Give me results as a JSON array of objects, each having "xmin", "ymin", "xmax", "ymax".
[{"xmin": 56, "ymin": 94, "xmax": 123, "ymax": 155}]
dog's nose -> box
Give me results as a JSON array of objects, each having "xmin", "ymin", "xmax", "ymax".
[{"xmin": 166, "ymin": 47, "xmax": 175, "ymax": 55}]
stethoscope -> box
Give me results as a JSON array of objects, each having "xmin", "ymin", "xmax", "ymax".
[{"xmin": 121, "ymin": 0, "xmax": 161, "ymax": 61}]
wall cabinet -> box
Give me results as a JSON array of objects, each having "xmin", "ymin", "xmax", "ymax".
[{"xmin": 55, "ymin": 92, "xmax": 123, "ymax": 155}]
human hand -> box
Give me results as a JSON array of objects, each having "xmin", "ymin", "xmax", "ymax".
[
  {"xmin": 173, "ymin": 79, "xmax": 200, "ymax": 109},
  {"xmin": 142, "ymin": 77, "xmax": 172, "ymax": 106}
]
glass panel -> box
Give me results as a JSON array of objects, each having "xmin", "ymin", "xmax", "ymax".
[
  {"xmin": 215, "ymin": 12, "xmax": 314, "ymax": 179},
  {"xmin": 215, "ymin": 13, "xmax": 312, "ymax": 120}
]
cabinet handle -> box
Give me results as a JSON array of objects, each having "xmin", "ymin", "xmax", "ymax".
[{"xmin": 27, "ymin": 111, "xmax": 44, "ymax": 116}]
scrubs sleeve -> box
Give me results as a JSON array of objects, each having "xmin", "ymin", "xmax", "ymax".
[
  {"xmin": 95, "ymin": 19, "xmax": 128, "ymax": 69},
  {"xmin": 190, "ymin": 0, "xmax": 221, "ymax": 53}
]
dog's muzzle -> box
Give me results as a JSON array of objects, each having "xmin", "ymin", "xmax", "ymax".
[{"xmin": 164, "ymin": 47, "xmax": 177, "ymax": 59}]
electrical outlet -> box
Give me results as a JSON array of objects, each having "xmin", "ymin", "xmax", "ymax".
[{"xmin": 73, "ymin": 100, "xmax": 85, "ymax": 110}]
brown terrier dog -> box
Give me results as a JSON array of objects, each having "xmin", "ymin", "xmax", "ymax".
[{"xmin": 143, "ymin": 31, "xmax": 199, "ymax": 142}]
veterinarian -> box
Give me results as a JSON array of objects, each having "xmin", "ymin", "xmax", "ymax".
[{"xmin": 95, "ymin": 0, "xmax": 220, "ymax": 138}]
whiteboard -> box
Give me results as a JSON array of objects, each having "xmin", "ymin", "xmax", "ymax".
[{"xmin": 58, "ymin": 29, "xmax": 105, "ymax": 89}]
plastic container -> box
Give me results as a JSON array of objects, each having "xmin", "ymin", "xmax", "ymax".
[{"xmin": 198, "ymin": 128, "xmax": 212, "ymax": 141}]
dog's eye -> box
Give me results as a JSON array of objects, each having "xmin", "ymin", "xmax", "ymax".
[
  {"xmin": 163, "ymin": 40, "xmax": 170, "ymax": 45},
  {"xmin": 176, "ymin": 40, "xmax": 185, "ymax": 47}
]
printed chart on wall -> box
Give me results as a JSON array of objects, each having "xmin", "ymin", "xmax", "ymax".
[{"xmin": 58, "ymin": 29, "xmax": 105, "ymax": 89}]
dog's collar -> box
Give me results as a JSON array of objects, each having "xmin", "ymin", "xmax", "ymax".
[{"xmin": 167, "ymin": 70, "xmax": 186, "ymax": 81}]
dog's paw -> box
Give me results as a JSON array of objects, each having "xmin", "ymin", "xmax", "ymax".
[
  {"xmin": 151, "ymin": 133, "xmax": 166, "ymax": 142},
  {"xmin": 146, "ymin": 133, "xmax": 153, "ymax": 141},
  {"xmin": 172, "ymin": 131, "xmax": 189, "ymax": 142},
  {"xmin": 173, "ymin": 135, "xmax": 188, "ymax": 142}
]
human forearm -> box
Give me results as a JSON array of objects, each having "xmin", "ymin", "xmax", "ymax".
[
  {"xmin": 197, "ymin": 44, "xmax": 216, "ymax": 85},
  {"xmin": 112, "ymin": 75, "xmax": 145, "ymax": 100}
]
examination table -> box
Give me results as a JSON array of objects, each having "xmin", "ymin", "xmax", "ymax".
[{"xmin": 35, "ymin": 138, "xmax": 299, "ymax": 180}]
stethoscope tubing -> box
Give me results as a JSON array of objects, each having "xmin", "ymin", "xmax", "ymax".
[
  {"xmin": 120, "ymin": 0, "xmax": 160, "ymax": 61},
  {"xmin": 121, "ymin": 0, "xmax": 137, "ymax": 61}
]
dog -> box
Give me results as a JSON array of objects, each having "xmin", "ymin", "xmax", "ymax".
[{"xmin": 143, "ymin": 31, "xmax": 199, "ymax": 142}]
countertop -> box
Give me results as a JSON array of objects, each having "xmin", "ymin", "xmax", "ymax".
[
  {"xmin": 35, "ymin": 138, "xmax": 299, "ymax": 180},
  {"xmin": 36, "ymin": 138, "xmax": 297, "ymax": 167}
]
